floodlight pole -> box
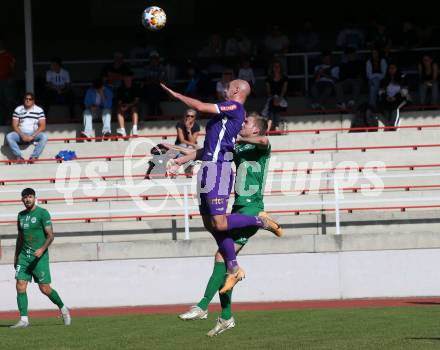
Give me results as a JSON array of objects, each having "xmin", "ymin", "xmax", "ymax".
[{"xmin": 24, "ymin": 0, "xmax": 35, "ymax": 93}]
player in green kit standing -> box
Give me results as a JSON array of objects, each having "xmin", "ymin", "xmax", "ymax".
[
  {"xmin": 178, "ymin": 113, "xmax": 274, "ymax": 336},
  {"xmin": 10, "ymin": 188, "xmax": 71, "ymax": 328}
]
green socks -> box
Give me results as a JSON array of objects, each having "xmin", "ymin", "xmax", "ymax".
[
  {"xmin": 197, "ymin": 262, "xmax": 227, "ymax": 311},
  {"xmin": 17, "ymin": 292, "xmax": 28, "ymax": 317},
  {"xmin": 220, "ymin": 289, "xmax": 232, "ymax": 320},
  {"xmin": 48, "ymin": 289, "xmax": 64, "ymax": 309}
]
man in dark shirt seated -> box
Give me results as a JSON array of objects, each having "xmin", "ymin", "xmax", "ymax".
[
  {"xmin": 115, "ymin": 70, "xmax": 140, "ymax": 137},
  {"xmin": 334, "ymin": 47, "xmax": 364, "ymax": 109}
]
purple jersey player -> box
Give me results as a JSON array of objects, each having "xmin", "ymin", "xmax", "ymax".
[{"xmin": 161, "ymin": 80, "xmax": 282, "ymax": 292}]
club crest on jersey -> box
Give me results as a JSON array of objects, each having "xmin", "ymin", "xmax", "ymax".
[
  {"xmin": 219, "ymin": 104, "xmax": 237, "ymax": 112},
  {"xmin": 31, "ymin": 217, "xmax": 37, "ymax": 224}
]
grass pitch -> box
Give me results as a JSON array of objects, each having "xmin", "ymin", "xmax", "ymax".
[{"xmin": 1, "ymin": 306, "xmax": 440, "ymax": 349}]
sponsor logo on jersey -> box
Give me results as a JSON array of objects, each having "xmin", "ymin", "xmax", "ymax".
[{"xmin": 219, "ymin": 104, "xmax": 237, "ymax": 112}]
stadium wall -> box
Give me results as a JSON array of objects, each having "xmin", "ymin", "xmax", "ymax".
[{"xmin": 1, "ymin": 247, "xmax": 440, "ymax": 311}]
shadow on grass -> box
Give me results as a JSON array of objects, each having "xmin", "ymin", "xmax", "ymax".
[{"xmin": 407, "ymin": 337, "xmax": 440, "ymax": 341}]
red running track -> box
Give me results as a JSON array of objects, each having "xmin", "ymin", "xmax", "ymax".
[{"xmin": 1, "ymin": 297, "xmax": 440, "ymax": 319}]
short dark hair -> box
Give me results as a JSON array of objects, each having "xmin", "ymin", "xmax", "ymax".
[
  {"xmin": 21, "ymin": 188, "xmax": 36, "ymax": 197},
  {"xmin": 24, "ymin": 92, "xmax": 35, "ymax": 100},
  {"xmin": 92, "ymin": 78, "xmax": 104, "ymax": 90},
  {"xmin": 51, "ymin": 56, "xmax": 62, "ymax": 65}
]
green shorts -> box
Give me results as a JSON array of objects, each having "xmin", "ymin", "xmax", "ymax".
[
  {"xmin": 15, "ymin": 251, "xmax": 52, "ymax": 284},
  {"xmin": 230, "ymin": 205, "xmax": 263, "ymax": 246}
]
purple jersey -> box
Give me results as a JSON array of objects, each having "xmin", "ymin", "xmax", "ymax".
[{"xmin": 201, "ymin": 101, "xmax": 245, "ymax": 162}]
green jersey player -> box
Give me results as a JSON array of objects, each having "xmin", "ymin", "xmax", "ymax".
[
  {"xmin": 175, "ymin": 113, "xmax": 272, "ymax": 336},
  {"xmin": 10, "ymin": 188, "xmax": 71, "ymax": 328}
]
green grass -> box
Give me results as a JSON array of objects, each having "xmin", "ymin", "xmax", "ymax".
[{"xmin": 2, "ymin": 306, "xmax": 440, "ymax": 349}]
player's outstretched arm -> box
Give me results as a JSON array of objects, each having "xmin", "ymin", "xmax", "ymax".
[
  {"xmin": 161, "ymin": 83, "xmax": 218, "ymax": 114},
  {"xmin": 161, "ymin": 143, "xmax": 197, "ymax": 155},
  {"xmin": 237, "ymin": 135, "xmax": 269, "ymax": 149}
]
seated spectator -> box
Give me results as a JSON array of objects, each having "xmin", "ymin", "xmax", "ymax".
[
  {"xmin": 366, "ymin": 48, "xmax": 387, "ymax": 107},
  {"xmin": 44, "ymin": 57, "xmax": 75, "ymax": 119},
  {"xmin": 143, "ymin": 51, "xmax": 167, "ymax": 116},
  {"xmin": 310, "ymin": 51, "xmax": 337, "ymax": 110},
  {"xmin": 175, "ymin": 109, "xmax": 200, "ymax": 149},
  {"xmin": 116, "ymin": 70, "xmax": 140, "ymax": 137},
  {"xmin": 366, "ymin": 20, "xmax": 392, "ymax": 50},
  {"xmin": 374, "ymin": 63, "xmax": 409, "ymax": 130},
  {"xmin": 101, "ymin": 52, "xmax": 131, "ymax": 90},
  {"xmin": 216, "ymin": 68, "xmax": 234, "ymax": 100},
  {"xmin": 6, "ymin": 92, "xmax": 47, "ymax": 161},
  {"xmin": 198, "ymin": 34, "xmax": 224, "ymax": 57},
  {"xmin": 238, "ymin": 57, "xmax": 256, "ymax": 93},
  {"xmin": 263, "ymin": 25, "xmax": 290, "ymax": 56},
  {"xmin": 225, "ymin": 28, "xmax": 253, "ymax": 57},
  {"xmin": 183, "ymin": 63, "xmax": 214, "ymax": 100},
  {"xmin": 334, "ymin": 47, "xmax": 364, "ymax": 109},
  {"xmin": 262, "ymin": 60, "xmax": 288, "ymax": 132},
  {"xmin": 295, "ymin": 19, "xmax": 320, "ymax": 52},
  {"xmin": 81, "ymin": 78, "xmax": 113, "ymax": 139},
  {"xmin": 398, "ymin": 20, "xmax": 420, "ymax": 49},
  {"xmin": 418, "ymin": 54, "xmax": 438, "ymax": 105},
  {"xmin": 336, "ymin": 22, "xmax": 365, "ymax": 50}
]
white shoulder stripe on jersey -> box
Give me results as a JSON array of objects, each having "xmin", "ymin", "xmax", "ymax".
[
  {"xmin": 212, "ymin": 116, "xmax": 228, "ymax": 162},
  {"xmin": 215, "ymin": 104, "xmax": 220, "ymax": 114}
]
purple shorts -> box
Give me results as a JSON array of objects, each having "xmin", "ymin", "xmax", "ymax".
[{"xmin": 197, "ymin": 161, "xmax": 234, "ymax": 215}]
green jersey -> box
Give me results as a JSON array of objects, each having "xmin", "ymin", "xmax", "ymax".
[
  {"xmin": 233, "ymin": 143, "xmax": 271, "ymax": 208},
  {"xmin": 17, "ymin": 206, "xmax": 52, "ymax": 254}
]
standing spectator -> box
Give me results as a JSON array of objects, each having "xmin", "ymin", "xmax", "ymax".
[
  {"xmin": 0, "ymin": 40, "xmax": 16, "ymax": 125},
  {"xmin": 81, "ymin": 79, "xmax": 113, "ymax": 139},
  {"xmin": 175, "ymin": 109, "xmax": 200, "ymax": 149},
  {"xmin": 143, "ymin": 51, "xmax": 167, "ymax": 116},
  {"xmin": 295, "ymin": 20, "xmax": 320, "ymax": 52},
  {"xmin": 334, "ymin": 47, "xmax": 364, "ymax": 109},
  {"xmin": 375, "ymin": 63, "xmax": 409, "ymax": 129},
  {"xmin": 225, "ymin": 28, "xmax": 253, "ymax": 57},
  {"xmin": 216, "ymin": 68, "xmax": 234, "ymax": 100},
  {"xmin": 336, "ymin": 22, "xmax": 365, "ymax": 50},
  {"xmin": 116, "ymin": 70, "xmax": 140, "ymax": 137},
  {"xmin": 44, "ymin": 57, "xmax": 75, "ymax": 119},
  {"xmin": 6, "ymin": 93, "xmax": 47, "ymax": 161},
  {"xmin": 262, "ymin": 60, "xmax": 288, "ymax": 131},
  {"xmin": 101, "ymin": 52, "xmax": 131, "ymax": 90},
  {"xmin": 418, "ymin": 54, "xmax": 438, "ymax": 105},
  {"xmin": 263, "ymin": 25, "xmax": 290, "ymax": 56},
  {"xmin": 310, "ymin": 51, "xmax": 337, "ymax": 110},
  {"xmin": 366, "ymin": 48, "xmax": 387, "ymax": 107},
  {"xmin": 238, "ymin": 57, "xmax": 256, "ymax": 93}
]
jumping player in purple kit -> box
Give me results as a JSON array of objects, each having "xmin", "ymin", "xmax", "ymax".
[{"xmin": 161, "ymin": 80, "xmax": 283, "ymax": 292}]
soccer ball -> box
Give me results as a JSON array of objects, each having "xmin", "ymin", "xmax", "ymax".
[{"xmin": 142, "ymin": 6, "xmax": 166, "ymax": 31}]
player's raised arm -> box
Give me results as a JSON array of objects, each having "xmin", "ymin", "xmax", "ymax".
[{"xmin": 161, "ymin": 83, "xmax": 218, "ymax": 114}]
